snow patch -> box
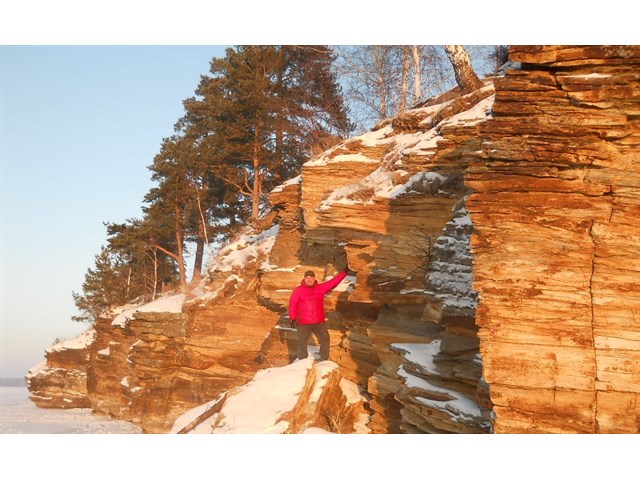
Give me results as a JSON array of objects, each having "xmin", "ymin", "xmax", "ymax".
[
  {"xmin": 438, "ymin": 94, "xmax": 495, "ymax": 128},
  {"xmin": 189, "ymin": 275, "xmax": 243, "ymax": 306},
  {"xmin": 173, "ymin": 358, "xmax": 314, "ymax": 434},
  {"xmin": 398, "ymin": 366, "xmax": 483, "ymax": 422},
  {"xmin": 392, "ymin": 340, "xmax": 441, "ymax": 376},
  {"xmin": 112, "ymin": 294, "xmax": 185, "ymax": 327},
  {"xmin": 270, "ymin": 175, "xmax": 301, "ymax": 194},
  {"xmin": 310, "ymin": 361, "xmax": 339, "ymax": 403},
  {"xmin": 46, "ymin": 328, "xmax": 96, "ymax": 353},
  {"xmin": 565, "ymin": 72, "xmax": 611, "ymax": 79},
  {"xmin": 209, "ymin": 224, "xmax": 279, "ymax": 273}
]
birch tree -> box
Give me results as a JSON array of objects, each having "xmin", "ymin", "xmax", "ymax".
[
  {"xmin": 444, "ymin": 45, "xmax": 484, "ymax": 94},
  {"xmin": 332, "ymin": 45, "xmax": 454, "ymax": 132}
]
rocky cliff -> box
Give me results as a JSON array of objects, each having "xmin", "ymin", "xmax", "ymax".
[
  {"xmin": 27, "ymin": 45, "xmax": 639, "ymax": 434},
  {"xmin": 467, "ymin": 45, "xmax": 640, "ymax": 433}
]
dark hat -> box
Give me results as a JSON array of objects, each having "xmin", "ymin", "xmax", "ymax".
[{"xmin": 304, "ymin": 270, "xmax": 316, "ymax": 277}]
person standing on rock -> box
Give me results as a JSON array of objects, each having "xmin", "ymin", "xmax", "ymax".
[{"xmin": 288, "ymin": 268, "xmax": 349, "ymax": 362}]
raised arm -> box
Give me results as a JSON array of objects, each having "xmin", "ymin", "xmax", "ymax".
[{"xmin": 318, "ymin": 270, "xmax": 348, "ymax": 295}]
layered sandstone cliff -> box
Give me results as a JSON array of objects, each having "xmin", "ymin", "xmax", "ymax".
[
  {"xmin": 467, "ymin": 45, "xmax": 640, "ymax": 433},
  {"xmin": 27, "ymin": 330, "xmax": 94, "ymax": 409},
  {"xmin": 27, "ymin": 45, "xmax": 639, "ymax": 434}
]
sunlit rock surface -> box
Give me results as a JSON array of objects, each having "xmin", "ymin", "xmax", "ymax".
[
  {"xmin": 28, "ymin": 45, "xmax": 639, "ymax": 434},
  {"xmin": 467, "ymin": 45, "xmax": 640, "ymax": 433}
]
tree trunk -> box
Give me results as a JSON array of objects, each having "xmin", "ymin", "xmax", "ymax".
[
  {"xmin": 152, "ymin": 249, "xmax": 158, "ymax": 300},
  {"xmin": 175, "ymin": 205, "xmax": 187, "ymax": 285},
  {"xmin": 275, "ymin": 127, "xmax": 283, "ymax": 181},
  {"xmin": 412, "ymin": 45, "xmax": 422, "ymax": 105},
  {"xmin": 373, "ymin": 46, "xmax": 388, "ymax": 119},
  {"xmin": 125, "ymin": 267, "xmax": 132, "ymax": 298},
  {"xmin": 252, "ymin": 127, "xmax": 262, "ymax": 219},
  {"xmin": 275, "ymin": 68, "xmax": 285, "ymax": 182},
  {"xmin": 444, "ymin": 45, "xmax": 484, "ymax": 95},
  {"xmin": 193, "ymin": 185, "xmax": 208, "ymax": 282},
  {"xmin": 400, "ymin": 47, "xmax": 410, "ymax": 113},
  {"xmin": 192, "ymin": 237, "xmax": 204, "ymax": 281}
]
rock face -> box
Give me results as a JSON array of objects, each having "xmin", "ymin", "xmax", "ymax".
[
  {"xmin": 28, "ymin": 45, "xmax": 639, "ymax": 434},
  {"xmin": 30, "ymin": 277, "xmax": 294, "ymax": 433},
  {"xmin": 257, "ymin": 83, "xmax": 497, "ymax": 434},
  {"xmin": 26, "ymin": 330, "xmax": 94, "ymax": 409},
  {"xmin": 467, "ymin": 45, "xmax": 640, "ymax": 433}
]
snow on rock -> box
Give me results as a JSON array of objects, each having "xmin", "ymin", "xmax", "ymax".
[
  {"xmin": 269, "ymin": 174, "xmax": 301, "ymax": 194},
  {"xmin": 312, "ymin": 93, "xmax": 493, "ymax": 211},
  {"xmin": 46, "ymin": 327, "xmax": 96, "ymax": 353},
  {"xmin": 172, "ymin": 358, "xmax": 315, "ymax": 434},
  {"xmin": 333, "ymin": 274, "xmax": 357, "ymax": 293},
  {"xmin": 425, "ymin": 198, "xmax": 477, "ymax": 314},
  {"xmin": 209, "ymin": 224, "xmax": 280, "ymax": 273},
  {"xmin": 437, "ymin": 94, "xmax": 495, "ymax": 128},
  {"xmin": 317, "ymin": 169, "xmax": 399, "ymax": 210},
  {"xmin": 171, "ymin": 358, "xmax": 369, "ymax": 434},
  {"xmin": 112, "ymin": 294, "xmax": 185, "ymax": 327},
  {"xmin": 25, "ymin": 360, "xmax": 48, "ymax": 379},
  {"xmin": 383, "ymin": 171, "xmax": 455, "ymax": 200},
  {"xmin": 303, "ymin": 127, "xmax": 394, "ymax": 168},
  {"xmin": 564, "ymin": 72, "xmax": 611, "ymax": 79},
  {"xmin": 137, "ymin": 294, "xmax": 185, "ymax": 313},
  {"xmin": 392, "ymin": 340, "xmax": 441, "ymax": 376},
  {"xmin": 358, "ymin": 125, "xmax": 394, "ymax": 146},
  {"xmin": 398, "ymin": 365, "xmax": 484, "ymax": 422},
  {"xmin": 309, "ymin": 360, "xmax": 339, "ymax": 404},
  {"xmin": 186, "ymin": 275, "xmax": 243, "ymax": 307},
  {"xmin": 208, "ymin": 357, "xmax": 314, "ymax": 433}
]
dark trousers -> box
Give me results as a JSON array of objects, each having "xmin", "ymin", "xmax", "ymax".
[{"xmin": 296, "ymin": 322, "xmax": 330, "ymax": 361}]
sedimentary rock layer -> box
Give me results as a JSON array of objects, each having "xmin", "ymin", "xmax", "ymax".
[{"xmin": 467, "ymin": 45, "xmax": 640, "ymax": 433}]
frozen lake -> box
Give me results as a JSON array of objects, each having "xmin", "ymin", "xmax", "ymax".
[{"xmin": 0, "ymin": 386, "xmax": 142, "ymax": 434}]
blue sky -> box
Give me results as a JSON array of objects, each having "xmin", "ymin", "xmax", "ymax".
[{"xmin": 1, "ymin": 46, "xmax": 229, "ymax": 378}]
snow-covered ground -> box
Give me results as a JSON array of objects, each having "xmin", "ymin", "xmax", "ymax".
[
  {"xmin": 0, "ymin": 386, "xmax": 141, "ymax": 433},
  {"xmin": 171, "ymin": 357, "xmax": 369, "ymax": 434}
]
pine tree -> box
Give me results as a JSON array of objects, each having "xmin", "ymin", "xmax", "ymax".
[
  {"xmin": 144, "ymin": 134, "xmax": 237, "ymax": 284},
  {"xmin": 181, "ymin": 45, "xmax": 352, "ymax": 220},
  {"xmin": 72, "ymin": 246, "xmax": 129, "ymax": 322},
  {"xmin": 105, "ymin": 215, "xmax": 177, "ymax": 300}
]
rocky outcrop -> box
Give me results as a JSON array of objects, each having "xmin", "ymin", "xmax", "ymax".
[
  {"xmin": 466, "ymin": 45, "xmax": 640, "ymax": 433},
  {"xmin": 26, "ymin": 330, "xmax": 94, "ymax": 409},
  {"xmin": 116, "ymin": 286, "xmax": 293, "ymax": 432},
  {"xmin": 258, "ymin": 84, "xmax": 497, "ymax": 434},
  {"xmin": 28, "ymin": 45, "xmax": 639, "ymax": 435},
  {"xmin": 29, "ymin": 266, "xmax": 294, "ymax": 433}
]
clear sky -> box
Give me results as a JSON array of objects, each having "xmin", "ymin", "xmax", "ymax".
[{"xmin": 1, "ymin": 45, "xmax": 229, "ymax": 378}]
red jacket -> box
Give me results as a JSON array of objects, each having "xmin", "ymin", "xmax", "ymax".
[{"xmin": 288, "ymin": 270, "xmax": 348, "ymax": 325}]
